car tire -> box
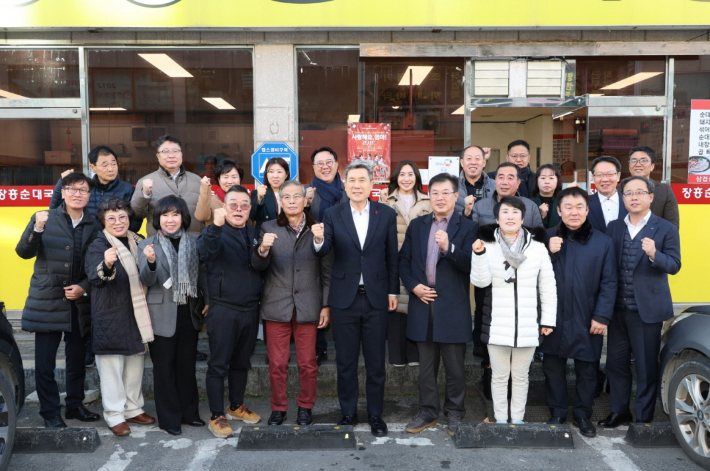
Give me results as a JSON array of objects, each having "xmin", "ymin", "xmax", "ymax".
[
  {"xmin": 0, "ymin": 371, "xmax": 16, "ymax": 471},
  {"xmin": 668, "ymin": 357, "xmax": 710, "ymax": 470}
]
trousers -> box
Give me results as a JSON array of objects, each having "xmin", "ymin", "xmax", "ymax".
[
  {"xmin": 95, "ymin": 353, "xmax": 146, "ymax": 427},
  {"xmin": 487, "ymin": 344, "xmax": 536, "ymax": 422}
]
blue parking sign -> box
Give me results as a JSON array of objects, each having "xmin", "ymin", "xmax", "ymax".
[{"xmin": 251, "ymin": 142, "xmax": 299, "ymax": 185}]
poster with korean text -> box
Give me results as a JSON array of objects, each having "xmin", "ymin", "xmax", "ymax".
[
  {"xmin": 347, "ymin": 123, "xmax": 391, "ymax": 183},
  {"xmin": 688, "ymin": 100, "xmax": 710, "ymax": 184}
]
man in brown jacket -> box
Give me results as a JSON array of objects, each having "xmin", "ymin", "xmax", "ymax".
[{"xmin": 628, "ymin": 145, "xmax": 679, "ymax": 228}]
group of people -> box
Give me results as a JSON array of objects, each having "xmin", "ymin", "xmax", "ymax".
[{"xmin": 16, "ymin": 134, "xmax": 681, "ymax": 442}]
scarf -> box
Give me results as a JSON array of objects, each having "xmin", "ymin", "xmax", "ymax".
[
  {"xmin": 312, "ymin": 173, "xmax": 343, "ymax": 221},
  {"xmin": 103, "ymin": 230, "xmax": 154, "ymax": 344},
  {"xmin": 214, "ymin": 186, "xmax": 227, "ymax": 202},
  {"xmin": 156, "ymin": 228, "xmax": 199, "ymax": 304},
  {"xmin": 497, "ymin": 227, "xmax": 527, "ymax": 284}
]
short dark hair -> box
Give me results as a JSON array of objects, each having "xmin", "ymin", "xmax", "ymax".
[
  {"xmin": 532, "ymin": 164, "xmax": 562, "ymax": 198},
  {"xmin": 496, "ymin": 162, "xmax": 521, "ymax": 179},
  {"xmin": 388, "ymin": 160, "xmax": 424, "ymax": 195},
  {"xmin": 629, "ymin": 145, "xmax": 656, "ymax": 164},
  {"xmin": 428, "ymin": 172, "xmax": 459, "ymax": 193},
  {"xmin": 204, "ymin": 156, "xmax": 217, "ymax": 165},
  {"xmin": 224, "ymin": 184, "xmax": 250, "ymax": 199},
  {"xmin": 557, "ymin": 187, "xmax": 589, "ymax": 206},
  {"xmin": 460, "ymin": 145, "xmax": 485, "ymax": 159},
  {"xmin": 155, "ymin": 134, "xmax": 182, "ymax": 151},
  {"xmin": 264, "ymin": 157, "xmax": 291, "ymax": 189},
  {"xmin": 507, "ymin": 140, "xmax": 530, "ymax": 153},
  {"xmin": 591, "ymin": 155, "xmax": 621, "ymax": 174},
  {"xmin": 310, "ymin": 146, "xmax": 338, "ymax": 164},
  {"xmin": 88, "ymin": 145, "xmax": 117, "ymax": 165},
  {"xmin": 214, "ymin": 158, "xmax": 244, "ymax": 183},
  {"xmin": 151, "ymin": 195, "xmax": 191, "ymax": 232},
  {"xmin": 62, "ymin": 172, "xmax": 94, "ymax": 190},
  {"xmin": 96, "ymin": 197, "xmax": 134, "ymax": 228},
  {"xmin": 620, "ymin": 176, "xmax": 656, "ymax": 195},
  {"xmin": 494, "ymin": 195, "xmax": 526, "ymax": 220}
]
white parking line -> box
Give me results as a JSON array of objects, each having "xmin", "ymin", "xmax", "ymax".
[
  {"xmin": 577, "ymin": 432, "xmax": 642, "ymax": 471},
  {"xmin": 184, "ymin": 438, "xmax": 239, "ymax": 471},
  {"xmin": 98, "ymin": 445, "xmax": 138, "ymax": 471}
]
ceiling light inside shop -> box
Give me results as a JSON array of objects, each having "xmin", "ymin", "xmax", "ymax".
[
  {"xmin": 452, "ymin": 106, "xmax": 476, "ymax": 115},
  {"xmin": 600, "ymin": 72, "xmax": 663, "ymax": 90},
  {"xmin": 90, "ymin": 107, "xmax": 127, "ymax": 111},
  {"xmin": 398, "ymin": 66, "xmax": 433, "ymax": 86},
  {"xmin": 0, "ymin": 89, "xmax": 26, "ymax": 98},
  {"xmin": 138, "ymin": 54, "xmax": 193, "ymax": 78},
  {"xmin": 202, "ymin": 97, "xmax": 235, "ymax": 110},
  {"xmin": 348, "ymin": 115, "xmax": 361, "ymax": 123}
]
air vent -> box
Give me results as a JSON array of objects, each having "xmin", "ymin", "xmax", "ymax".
[
  {"xmin": 473, "ymin": 61, "xmax": 509, "ymax": 97},
  {"xmin": 527, "ymin": 61, "xmax": 564, "ymax": 97}
]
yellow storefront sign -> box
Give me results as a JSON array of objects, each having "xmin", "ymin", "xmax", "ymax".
[{"xmin": 0, "ymin": 0, "xmax": 709, "ymax": 29}]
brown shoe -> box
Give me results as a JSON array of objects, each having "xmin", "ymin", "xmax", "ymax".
[
  {"xmin": 110, "ymin": 422, "xmax": 131, "ymax": 436},
  {"xmin": 126, "ymin": 413, "xmax": 156, "ymax": 425}
]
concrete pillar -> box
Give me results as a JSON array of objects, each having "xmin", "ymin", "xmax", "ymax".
[{"xmin": 253, "ymin": 44, "xmax": 297, "ymax": 176}]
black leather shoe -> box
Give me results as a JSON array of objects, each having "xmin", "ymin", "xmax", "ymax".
[
  {"xmin": 44, "ymin": 415, "xmax": 68, "ymax": 428},
  {"xmin": 338, "ymin": 414, "xmax": 358, "ymax": 426},
  {"xmin": 297, "ymin": 407, "xmax": 314, "ymax": 426},
  {"xmin": 369, "ymin": 415, "xmax": 388, "ymax": 437},
  {"xmin": 268, "ymin": 411, "xmax": 287, "ymax": 425},
  {"xmin": 196, "ymin": 351, "xmax": 208, "ymax": 362},
  {"xmin": 316, "ymin": 350, "xmax": 328, "ymax": 366},
  {"xmin": 65, "ymin": 405, "xmax": 100, "ymax": 422},
  {"xmin": 546, "ymin": 416, "xmax": 566, "ymax": 425},
  {"xmin": 574, "ymin": 417, "xmax": 597, "ymax": 437},
  {"xmin": 598, "ymin": 412, "xmax": 633, "ymax": 428},
  {"xmin": 165, "ymin": 427, "xmax": 182, "ymax": 436},
  {"xmin": 182, "ymin": 419, "xmax": 206, "ymax": 427}
]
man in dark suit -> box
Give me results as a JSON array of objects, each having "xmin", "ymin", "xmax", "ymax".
[
  {"xmin": 587, "ymin": 156, "xmax": 627, "ymax": 234},
  {"xmin": 628, "ymin": 145, "xmax": 680, "ymax": 228},
  {"xmin": 600, "ymin": 176, "xmax": 681, "ymax": 427},
  {"xmin": 312, "ymin": 160, "xmax": 399, "ymax": 437},
  {"xmin": 398, "ymin": 173, "xmax": 477, "ymax": 437}
]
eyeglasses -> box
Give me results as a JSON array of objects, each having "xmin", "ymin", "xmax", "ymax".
[
  {"xmin": 314, "ymin": 160, "xmax": 335, "ymax": 168},
  {"xmin": 622, "ymin": 190, "xmax": 650, "ymax": 198},
  {"xmin": 105, "ymin": 215, "xmax": 128, "ymax": 225},
  {"xmin": 593, "ymin": 172, "xmax": 618, "ymax": 179},
  {"xmin": 430, "ymin": 191, "xmax": 455, "ymax": 198},
  {"xmin": 62, "ymin": 187, "xmax": 90, "ymax": 195},
  {"xmin": 629, "ymin": 158, "xmax": 651, "ymax": 165},
  {"xmin": 158, "ymin": 149, "xmax": 182, "ymax": 155},
  {"xmin": 226, "ymin": 202, "xmax": 250, "ymax": 211},
  {"xmin": 508, "ymin": 154, "xmax": 529, "ymax": 160},
  {"xmin": 281, "ymin": 194, "xmax": 304, "ymax": 202}
]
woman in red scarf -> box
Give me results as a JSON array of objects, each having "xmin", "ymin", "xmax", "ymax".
[{"xmin": 195, "ymin": 158, "xmax": 244, "ymax": 225}]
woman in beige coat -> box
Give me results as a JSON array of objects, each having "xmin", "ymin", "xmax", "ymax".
[
  {"xmin": 379, "ymin": 160, "xmax": 432, "ymax": 367},
  {"xmin": 195, "ymin": 158, "xmax": 244, "ymax": 225}
]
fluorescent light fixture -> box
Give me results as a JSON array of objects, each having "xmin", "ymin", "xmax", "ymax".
[
  {"xmin": 348, "ymin": 114, "xmax": 360, "ymax": 123},
  {"xmin": 138, "ymin": 53, "xmax": 193, "ymax": 78},
  {"xmin": 553, "ymin": 110, "xmax": 574, "ymax": 120},
  {"xmin": 90, "ymin": 107, "xmax": 127, "ymax": 111},
  {"xmin": 452, "ymin": 105, "xmax": 476, "ymax": 115},
  {"xmin": 600, "ymin": 72, "xmax": 663, "ymax": 90},
  {"xmin": 398, "ymin": 66, "xmax": 433, "ymax": 86},
  {"xmin": 0, "ymin": 89, "xmax": 26, "ymax": 98},
  {"xmin": 202, "ymin": 97, "xmax": 235, "ymax": 110}
]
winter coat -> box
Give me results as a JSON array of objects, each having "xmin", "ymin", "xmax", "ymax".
[
  {"xmin": 250, "ymin": 186, "xmax": 280, "ymax": 234},
  {"xmin": 252, "ymin": 211, "xmax": 333, "ymax": 324},
  {"xmin": 304, "ymin": 179, "xmax": 348, "ymax": 223},
  {"xmin": 471, "ymin": 192, "xmax": 544, "ymax": 231},
  {"xmin": 131, "ymin": 166, "xmax": 204, "ymax": 236},
  {"xmin": 85, "ymin": 231, "xmax": 146, "ymax": 355},
  {"xmin": 538, "ymin": 221, "xmax": 618, "ymax": 362},
  {"xmin": 529, "ymin": 196, "xmax": 560, "ymax": 229},
  {"xmin": 50, "ymin": 175, "xmax": 142, "ymax": 233},
  {"xmin": 16, "ymin": 204, "xmax": 99, "ymax": 335},
  {"xmin": 470, "ymin": 224, "xmax": 557, "ymax": 348},
  {"xmin": 455, "ymin": 170, "xmax": 496, "ymax": 216},
  {"xmin": 194, "ymin": 184, "xmax": 223, "ymax": 226},
  {"xmin": 382, "ymin": 189, "xmax": 432, "ymax": 314}
]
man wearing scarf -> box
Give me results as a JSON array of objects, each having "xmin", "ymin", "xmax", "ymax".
[{"xmin": 304, "ymin": 147, "xmax": 349, "ymax": 364}]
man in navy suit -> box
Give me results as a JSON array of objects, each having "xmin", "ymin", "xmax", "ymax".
[
  {"xmin": 588, "ymin": 156, "xmax": 627, "ymax": 233},
  {"xmin": 398, "ymin": 173, "xmax": 477, "ymax": 437},
  {"xmin": 312, "ymin": 160, "xmax": 399, "ymax": 437},
  {"xmin": 599, "ymin": 176, "xmax": 681, "ymax": 427}
]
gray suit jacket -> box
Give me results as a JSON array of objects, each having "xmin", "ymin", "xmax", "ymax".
[
  {"xmin": 471, "ymin": 192, "xmax": 544, "ymax": 230},
  {"xmin": 650, "ymin": 180, "xmax": 680, "ymax": 228},
  {"xmin": 138, "ymin": 234, "xmax": 209, "ymax": 337}
]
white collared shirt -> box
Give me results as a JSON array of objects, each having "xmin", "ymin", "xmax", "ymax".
[
  {"xmin": 624, "ymin": 210, "xmax": 652, "ymax": 239},
  {"xmin": 600, "ymin": 191, "xmax": 620, "ymax": 226}
]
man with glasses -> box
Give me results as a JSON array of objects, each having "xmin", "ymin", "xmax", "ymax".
[
  {"xmin": 132, "ymin": 134, "xmax": 204, "ymax": 236},
  {"xmin": 16, "ymin": 172, "xmax": 101, "ymax": 428},
  {"xmin": 252, "ymin": 180, "xmax": 333, "ymax": 426},
  {"xmin": 489, "ymin": 140, "xmax": 537, "ymax": 198},
  {"xmin": 304, "ymin": 147, "xmax": 348, "ymax": 364},
  {"xmin": 398, "ymin": 173, "xmax": 477, "ymax": 436},
  {"xmin": 588, "ymin": 156, "xmax": 627, "ymax": 234},
  {"xmin": 456, "ymin": 145, "xmax": 495, "ymax": 218},
  {"xmin": 197, "ymin": 185, "xmax": 263, "ymax": 438},
  {"xmin": 600, "ymin": 176, "xmax": 681, "ymax": 428},
  {"xmin": 628, "ymin": 146, "xmax": 679, "ymax": 227}
]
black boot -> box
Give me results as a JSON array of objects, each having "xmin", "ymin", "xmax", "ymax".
[{"xmin": 479, "ymin": 365, "xmax": 492, "ymax": 400}]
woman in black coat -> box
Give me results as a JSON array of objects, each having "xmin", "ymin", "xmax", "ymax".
[
  {"xmin": 250, "ymin": 157, "xmax": 289, "ymax": 233},
  {"xmin": 85, "ymin": 198, "xmax": 155, "ymax": 437}
]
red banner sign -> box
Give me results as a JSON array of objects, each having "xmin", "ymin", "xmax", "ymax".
[
  {"xmin": 347, "ymin": 122, "xmax": 392, "ymax": 183},
  {"xmin": 0, "ymin": 186, "xmax": 54, "ymax": 207},
  {"xmin": 672, "ymin": 184, "xmax": 710, "ymax": 204}
]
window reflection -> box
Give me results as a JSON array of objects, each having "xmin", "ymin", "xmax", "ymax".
[{"xmin": 0, "ymin": 49, "xmax": 79, "ymax": 98}]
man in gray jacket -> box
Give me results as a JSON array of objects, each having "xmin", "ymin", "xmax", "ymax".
[
  {"xmin": 253, "ymin": 180, "xmax": 333, "ymax": 427},
  {"xmin": 131, "ymin": 135, "xmax": 204, "ymax": 236},
  {"xmin": 456, "ymin": 145, "xmax": 496, "ymax": 218}
]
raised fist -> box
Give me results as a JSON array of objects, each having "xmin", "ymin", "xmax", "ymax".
[
  {"xmin": 143, "ymin": 244, "xmax": 156, "ymax": 263},
  {"xmin": 472, "ymin": 239, "xmax": 485, "ymax": 254},
  {"xmin": 539, "ymin": 203, "xmax": 549, "ymax": 219},
  {"xmin": 104, "ymin": 246, "xmax": 118, "ymax": 269},
  {"xmin": 256, "ymin": 183, "xmax": 267, "ymax": 203},
  {"xmin": 61, "ymin": 169, "xmax": 74, "ymax": 179},
  {"xmin": 305, "ymin": 187, "xmax": 316, "ymax": 205},
  {"xmin": 201, "ymin": 176, "xmax": 211, "ymax": 187},
  {"xmin": 378, "ymin": 188, "xmax": 389, "ymax": 202},
  {"xmin": 34, "ymin": 211, "xmax": 49, "ymax": 231},
  {"xmin": 260, "ymin": 233, "xmax": 278, "ymax": 252},
  {"xmin": 213, "ymin": 208, "xmax": 228, "ymax": 227},
  {"xmin": 142, "ymin": 178, "xmax": 154, "ymax": 196},
  {"xmin": 549, "ymin": 236, "xmax": 563, "ymax": 254},
  {"xmin": 464, "ymin": 195, "xmax": 475, "ymax": 216},
  {"xmin": 311, "ymin": 223, "xmax": 325, "ymax": 243}
]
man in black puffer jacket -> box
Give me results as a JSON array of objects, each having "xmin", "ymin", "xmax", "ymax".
[{"xmin": 16, "ymin": 172, "xmax": 101, "ymax": 428}]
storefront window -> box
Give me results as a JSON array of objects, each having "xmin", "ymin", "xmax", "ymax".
[
  {"xmin": 87, "ymin": 49, "xmax": 254, "ymax": 184},
  {"xmin": 0, "ymin": 49, "xmax": 79, "ymax": 99},
  {"xmin": 672, "ymin": 56, "xmax": 710, "ymax": 184},
  {"xmin": 575, "ymin": 56, "xmax": 665, "ymax": 97}
]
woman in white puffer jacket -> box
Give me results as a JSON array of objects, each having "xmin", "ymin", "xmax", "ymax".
[{"xmin": 470, "ymin": 196, "xmax": 557, "ymax": 424}]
